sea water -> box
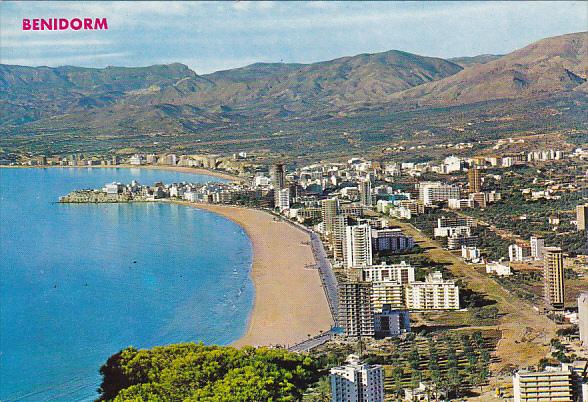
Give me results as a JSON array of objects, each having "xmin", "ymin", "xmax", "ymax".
[{"xmin": 0, "ymin": 168, "xmax": 253, "ymax": 401}]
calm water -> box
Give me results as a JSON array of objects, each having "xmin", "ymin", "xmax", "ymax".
[{"xmin": 0, "ymin": 168, "xmax": 254, "ymax": 401}]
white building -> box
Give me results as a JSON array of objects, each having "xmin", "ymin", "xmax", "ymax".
[
  {"xmin": 361, "ymin": 261, "xmax": 415, "ymax": 284},
  {"xmin": 486, "ymin": 261, "xmax": 512, "ymax": 276},
  {"xmin": 330, "ymin": 355, "xmax": 385, "ymax": 402},
  {"xmin": 418, "ymin": 182, "xmax": 461, "ymax": 206},
  {"xmin": 530, "ymin": 236, "xmax": 545, "ymax": 260},
  {"xmin": 461, "ymin": 246, "xmax": 481, "ymax": 263},
  {"xmin": 405, "ymin": 271, "xmax": 460, "ymax": 310},
  {"xmin": 128, "ymin": 154, "xmax": 144, "ymax": 165},
  {"xmin": 253, "ymin": 175, "xmax": 271, "ymax": 187},
  {"xmin": 509, "ymin": 243, "xmax": 531, "ymax": 262},
  {"xmin": 344, "ymin": 224, "xmax": 373, "ymax": 268},
  {"xmin": 275, "ymin": 188, "xmax": 290, "ymax": 211}
]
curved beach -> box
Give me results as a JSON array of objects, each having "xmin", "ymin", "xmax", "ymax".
[{"xmin": 174, "ymin": 201, "xmax": 334, "ymax": 347}]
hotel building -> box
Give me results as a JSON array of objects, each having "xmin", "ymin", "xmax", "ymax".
[
  {"xmin": 338, "ymin": 278, "xmax": 375, "ymax": 338},
  {"xmin": 513, "ymin": 363, "xmax": 587, "ymax": 402},
  {"xmin": 418, "ymin": 182, "xmax": 461, "ymax": 206}
]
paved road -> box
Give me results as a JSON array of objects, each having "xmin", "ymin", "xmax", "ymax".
[{"xmin": 288, "ymin": 330, "xmax": 335, "ymax": 352}]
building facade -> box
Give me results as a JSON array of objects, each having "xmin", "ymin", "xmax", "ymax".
[
  {"xmin": 544, "ymin": 247, "xmax": 565, "ymax": 310},
  {"xmin": 330, "ymin": 355, "xmax": 385, "ymax": 402},
  {"xmin": 405, "ymin": 271, "xmax": 460, "ymax": 310}
]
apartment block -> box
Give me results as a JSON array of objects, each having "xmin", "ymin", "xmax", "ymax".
[
  {"xmin": 330, "ymin": 355, "xmax": 385, "ymax": 402},
  {"xmin": 544, "ymin": 247, "xmax": 565, "ymax": 310},
  {"xmin": 405, "ymin": 271, "xmax": 460, "ymax": 310}
]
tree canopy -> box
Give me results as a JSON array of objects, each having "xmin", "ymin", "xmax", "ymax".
[{"xmin": 97, "ymin": 343, "xmax": 321, "ymax": 401}]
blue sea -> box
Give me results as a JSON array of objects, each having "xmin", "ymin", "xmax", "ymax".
[{"xmin": 0, "ymin": 168, "xmax": 254, "ymax": 401}]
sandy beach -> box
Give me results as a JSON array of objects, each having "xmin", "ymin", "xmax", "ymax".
[{"xmin": 174, "ymin": 201, "xmax": 334, "ymax": 347}]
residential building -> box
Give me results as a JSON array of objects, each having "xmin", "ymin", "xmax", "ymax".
[
  {"xmin": 371, "ymin": 228, "xmax": 415, "ymax": 254},
  {"xmin": 418, "ymin": 182, "xmax": 461, "ymax": 206},
  {"xmin": 344, "ymin": 224, "xmax": 373, "ymax": 268},
  {"xmin": 330, "ymin": 355, "xmax": 385, "ymax": 402},
  {"xmin": 461, "ymin": 246, "xmax": 481, "ymax": 263},
  {"xmin": 359, "ymin": 178, "xmax": 373, "ymax": 207},
  {"xmin": 275, "ymin": 188, "xmax": 290, "ymax": 211},
  {"xmin": 579, "ymin": 292, "xmax": 588, "ymax": 349},
  {"xmin": 270, "ymin": 163, "xmax": 286, "ymax": 190},
  {"xmin": 513, "ymin": 363, "xmax": 587, "ymax": 402},
  {"xmin": 338, "ymin": 279, "xmax": 375, "ymax": 338},
  {"xmin": 509, "ymin": 243, "xmax": 532, "ymax": 262},
  {"xmin": 531, "ymin": 236, "xmax": 545, "ymax": 260},
  {"xmin": 447, "ymin": 233, "xmax": 479, "ymax": 250},
  {"xmin": 332, "ymin": 215, "xmax": 349, "ymax": 261},
  {"xmin": 577, "ymin": 204, "xmax": 588, "ymax": 231},
  {"xmin": 374, "ymin": 306, "xmax": 410, "ymax": 338},
  {"xmin": 544, "ymin": 247, "xmax": 565, "ymax": 310},
  {"xmin": 371, "ymin": 281, "xmax": 405, "ymax": 311},
  {"xmin": 468, "ymin": 166, "xmax": 482, "ymax": 193},
  {"xmin": 361, "ymin": 261, "xmax": 415, "ymax": 284},
  {"xmin": 486, "ymin": 261, "xmax": 512, "ymax": 276},
  {"xmin": 405, "ymin": 272, "xmax": 460, "ymax": 310},
  {"xmin": 321, "ymin": 198, "xmax": 339, "ymax": 235}
]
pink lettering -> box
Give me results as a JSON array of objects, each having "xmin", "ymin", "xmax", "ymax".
[
  {"xmin": 41, "ymin": 19, "xmax": 51, "ymax": 30},
  {"xmin": 32, "ymin": 19, "xmax": 39, "ymax": 30},
  {"xmin": 84, "ymin": 18, "xmax": 92, "ymax": 29},
  {"xmin": 22, "ymin": 19, "xmax": 31, "ymax": 30},
  {"xmin": 70, "ymin": 18, "xmax": 82, "ymax": 30},
  {"xmin": 95, "ymin": 18, "xmax": 108, "ymax": 30},
  {"xmin": 59, "ymin": 19, "xmax": 68, "ymax": 30}
]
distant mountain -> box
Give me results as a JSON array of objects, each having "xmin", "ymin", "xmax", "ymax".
[
  {"xmin": 1, "ymin": 31, "xmax": 586, "ymax": 156},
  {"xmin": 449, "ymin": 54, "xmax": 503, "ymax": 67},
  {"xmin": 393, "ymin": 32, "xmax": 588, "ymax": 106}
]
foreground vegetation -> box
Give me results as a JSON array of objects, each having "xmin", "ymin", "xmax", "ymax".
[{"xmin": 98, "ymin": 344, "xmax": 322, "ymax": 401}]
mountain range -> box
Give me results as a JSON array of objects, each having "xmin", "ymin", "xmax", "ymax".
[{"xmin": 0, "ymin": 31, "xmax": 586, "ymax": 156}]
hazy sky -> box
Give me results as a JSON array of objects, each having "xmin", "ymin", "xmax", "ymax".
[{"xmin": 1, "ymin": 1, "xmax": 586, "ymax": 74}]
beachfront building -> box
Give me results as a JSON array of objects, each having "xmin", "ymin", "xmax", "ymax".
[
  {"xmin": 405, "ymin": 271, "xmax": 460, "ymax": 310},
  {"xmin": 544, "ymin": 247, "xmax": 565, "ymax": 310},
  {"xmin": 274, "ymin": 188, "xmax": 290, "ymax": 211},
  {"xmin": 468, "ymin": 166, "xmax": 482, "ymax": 193},
  {"xmin": 330, "ymin": 355, "xmax": 385, "ymax": 402},
  {"xmin": 321, "ymin": 198, "xmax": 339, "ymax": 235},
  {"xmin": 579, "ymin": 292, "xmax": 588, "ymax": 349},
  {"xmin": 344, "ymin": 224, "xmax": 373, "ymax": 268}
]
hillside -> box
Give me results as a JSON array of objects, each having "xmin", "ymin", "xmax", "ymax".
[
  {"xmin": 393, "ymin": 32, "xmax": 588, "ymax": 106},
  {"xmin": 1, "ymin": 32, "xmax": 586, "ymax": 158}
]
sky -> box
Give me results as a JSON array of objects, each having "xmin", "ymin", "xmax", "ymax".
[{"xmin": 0, "ymin": 1, "xmax": 586, "ymax": 74}]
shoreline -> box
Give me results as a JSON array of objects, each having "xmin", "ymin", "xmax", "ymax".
[
  {"xmin": 0, "ymin": 164, "xmax": 244, "ymax": 183},
  {"xmin": 172, "ymin": 201, "xmax": 334, "ymax": 347}
]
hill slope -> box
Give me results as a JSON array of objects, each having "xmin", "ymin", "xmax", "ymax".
[{"xmin": 393, "ymin": 32, "xmax": 588, "ymax": 106}]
